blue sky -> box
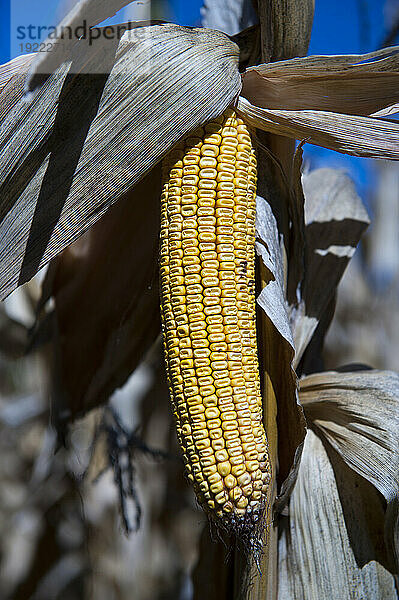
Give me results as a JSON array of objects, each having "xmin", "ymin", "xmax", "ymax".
[{"xmin": 1, "ymin": 0, "xmax": 395, "ymax": 204}]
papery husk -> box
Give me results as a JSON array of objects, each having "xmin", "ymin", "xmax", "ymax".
[
  {"xmin": 278, "ymin": 428, "xmax": 397, "ymax": 599},
  {"xmin": 237, "ymin": 96, "xmax": 399, "ymax": 160},
  {"xmin": 37, "ymin": 165, "xmax": 162, "ymax": 419},
  {"xmin": 290, "ymin": 168, "xmax": 370, "ymax": 370},
  {"xmin": 286, "ymin": 142, "xmax": 306, "ymax": 305},
  {"xmin": 0, "ymin": 24, "xmax": 240, "ymax": 301},
  {"xmin": 300, "ymin": 369, "xmax": 399, "ymax": 570},
  {"xmin": 242, "ymin": 46, "xmax": 399, "ymax": 116}
]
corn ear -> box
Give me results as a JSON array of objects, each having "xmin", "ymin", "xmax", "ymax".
[{"xmin": 159, "ymin": 109, "xmax": 271, "ymax": 532}]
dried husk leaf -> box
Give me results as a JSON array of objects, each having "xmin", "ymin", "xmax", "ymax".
[
  {"xmin": 372, "ymin": 103, "xmax": 399, "ymax": 117},
  {"xmin": 250, "ymin": 45, "xmax": 399, "ymax": 74},
  {"xmin": 290, "ymin": 168, "xmax": 370, "ymax": 370},
  {"xmin": 300, "ymin": 370, "xmax": 399, "ymax": 569},
  {"xmin": 242, "ymin": 46, "xmax": 399, "ymax": 116},
  {"xmin": 256, "ymin": 197, "xmax": 291, "ymax": 347},
  {"xmin": 37, "ymin": 166, "xmax": 161, "ymax": 419},
  {"xmin": 237, "ymin": 96, "xmax": 399, "ymax": 160},
  {"xmin": 255, "ymin": 197, "xmax": 306, "ymax": 508},
  {"xmin": 278, "ymin": 429, "xmax": 397, "ymax": 599},
  {"xmin": 0, "ymin": 24, "xmax": 241, "ymax": 301},
  {"xmin": 0, "ymin": 54, "xmax": 32, "ymax": 89}
]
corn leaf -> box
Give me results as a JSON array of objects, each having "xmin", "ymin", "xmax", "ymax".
[
  {"xmin": 255, "ymin": 197, "xmax": 306, "ymax": 508},
  {"xmin": 256, "ymin": 197, "xmax": 291, "ymax": 348},
  {"xmin": 290, "ymin": 168, "xmax": 370, "ymax": 370},
  {"xmin": 0, "ymin": 25, "xmax": 240, "ymax": 301},
  {"xmin": 36, "ymin": 166, "xmax": 161, "ymax": 419},
  {"xmin": 237, "ymin": 96, "xmax": 399, "ymax": 160},
  {"xmin": 300, "ymin": 369, "xmax": 399, "ymax": 569},
  {"xmin": 242, "ymin": 45, "xmax": 399, "ymax": 116},
  {"xmin": 278, "ymin": 428, "xmax": 397, "ymax": 599},
  {"xmin": 286, "ymin": 142, "xmax": 306, "ymax": 306}
]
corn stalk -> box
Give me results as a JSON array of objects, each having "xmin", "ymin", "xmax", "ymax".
[{"xmin": 239, "ymin": 1, "xmax": 314, "ymax": 597}]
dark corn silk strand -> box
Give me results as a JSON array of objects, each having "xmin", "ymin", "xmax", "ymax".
[{"xmin": 159, "ymin": 109, "xmax": 271, "ymax": 532}]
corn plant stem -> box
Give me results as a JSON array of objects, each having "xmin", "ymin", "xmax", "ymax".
[{"xmin": 233, "ymin": 1, "xmax": 314, "ymax": 598}]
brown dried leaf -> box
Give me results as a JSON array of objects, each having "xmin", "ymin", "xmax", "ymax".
[
  {"xmin": 0, "ymin": 25, "xmax": 240, "ymax": 301},
  {"xmin": 231, "ymin": 25, "xmax": 262, "ymax": 71},
  {"xmin": 242, "ymin": 46, "xmax": 399, "ymax": 116},
  {"xmin": 286, "ymin": 142, "xmax": 306, "ymax": 306}
]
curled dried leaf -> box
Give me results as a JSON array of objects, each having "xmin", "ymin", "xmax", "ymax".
[
  {"xmin": 238, "ymin": 96, "xmax": 399, "ymax": 160},
  {"xmin": 0, "ymin": 54, "xmax": 34, "ymax": 122},
  {"xmin": 242, "ymin": 45, "xmax": 399, "ymax": 116}
]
